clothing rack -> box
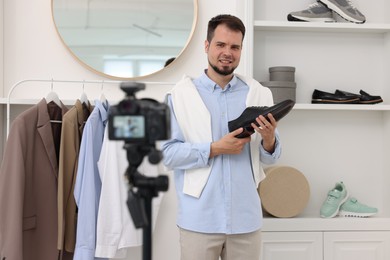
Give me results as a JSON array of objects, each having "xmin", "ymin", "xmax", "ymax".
[{"xmin": 6, "ymin": 79, "xmax": 175, "ymax": 137}]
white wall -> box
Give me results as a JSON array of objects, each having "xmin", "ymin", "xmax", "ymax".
[
  {"xmin": 1, "ymin": 0, "xmax": 245, "ymax": 259},
  {"xmin": 0, "ymin": 0, "xmax": 3, "ymax": 161},
  {"xmin": 0, "ymin": 0, "xmax": 3, "ymax": 92},
  {"xmin": 2, "ymin": 0, "xmax": 247, "ymax": 100}
]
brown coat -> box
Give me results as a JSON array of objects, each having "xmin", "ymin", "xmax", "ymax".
[
  {"xmin": 0, "ymin": 99, "xmax": 68, "ymax": 260},
  {"xmin": 57, "ymin": 100, "xmax": 92, "ymax": 252}
]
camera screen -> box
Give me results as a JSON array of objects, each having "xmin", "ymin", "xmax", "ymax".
[{"xmin": 112, "ymin": 115, "xmax": 145, "ymax": 139}]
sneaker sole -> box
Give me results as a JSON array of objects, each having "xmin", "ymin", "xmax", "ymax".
[
  {"xmin": 319, "ymin": 0, "xmax": 365, "ymax": 24},
  {"xmin": 338, "ymin": 210, "xmax": 377, "ymax": 217},
  {"xmin": 288, "ymin": 14, "xmax": 336, "ymax": 23},
  {"xmin": 320, "ymin": 191, "xmax": 349, "ymax": 218}
]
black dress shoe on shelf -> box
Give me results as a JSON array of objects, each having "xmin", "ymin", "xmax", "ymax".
[
  {"xmin": 335, "ymin": 89, "xmax": 383, "ymax": 104},
  {"xmin": 311, "ymin": 89, "xmax": 360, "ymax": 104},
  {"xmin": 228, "ymin": 99, "xmax": 295, "ymax": 138}
]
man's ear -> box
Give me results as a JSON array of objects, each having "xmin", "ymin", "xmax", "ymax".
[{"xmin": 204, "ymin": 40, "xmax": 209, "ymax": 53}]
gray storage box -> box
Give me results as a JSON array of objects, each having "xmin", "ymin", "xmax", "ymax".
[
  {"xmin": 261, "ymin": 81, "xmax": 296, "ymax": 103},
  {"xmin": 269, "ymin": 66, "xmax": 296, "ymax": 82}
]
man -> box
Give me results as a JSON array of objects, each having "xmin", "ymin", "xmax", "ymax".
[{"xmin": 162, "ymin": 14, "xmax": 281, "ymax": 260}]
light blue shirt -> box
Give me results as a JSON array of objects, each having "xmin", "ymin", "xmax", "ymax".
[
  {"xmin": 162, "ymin": 72, "xmax": 281, "ymax": 234},
  {"xmin": 74, "ymin": 100, "xmax": 109, "ymax": 260}
]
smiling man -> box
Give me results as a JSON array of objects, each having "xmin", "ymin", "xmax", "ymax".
[{"xmin": 162, "ymin": 14, "xmax": 282, "ymax": 260}]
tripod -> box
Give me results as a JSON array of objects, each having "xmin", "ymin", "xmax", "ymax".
[{"xmin": 124, "ymin": 143, "xmax": 169, "ymax": 260}]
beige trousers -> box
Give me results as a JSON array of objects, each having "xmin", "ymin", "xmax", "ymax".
[{"xmin": 179, "ymin": 228, "xmax": 262, "ymax": 260}]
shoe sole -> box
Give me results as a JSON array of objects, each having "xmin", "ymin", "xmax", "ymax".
[
  {"xmin": 287, "ymin": 14, "xmax": 336, "ymax": 23},
  {"xmin": 320, "ymin": 191, "xmax": 349, "ymax": 218},
  {"xmin": 312, "ymin": 98, "xmax": 360, "ymax": 104},
  {"xmin": 338, "ymin": 210, "xmax": 377, "ymax": 217},
  {"xmin": 319, "ymin": 0, "xmax": 365, "ymax": 24},
  {"xmin": 359, "ymin": 99, "xmax": 384, "ymax": 105}
]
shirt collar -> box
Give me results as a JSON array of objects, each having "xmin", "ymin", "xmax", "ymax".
[
  {"xmin": 94, "ymin": 99, "xmax": 110, "ymax": 125},
  {"xmin": 199, "ymin": 69, "xmax": 239, "ymax": 93}
]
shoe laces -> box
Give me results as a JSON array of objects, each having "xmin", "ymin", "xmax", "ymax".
[
  {"xmin": 309, "ymin": 2, "xmax": 322, "ymax": 8},
  {"xmin": 345, "ymin": 0, "xmax": 358, "ymax": 10}
]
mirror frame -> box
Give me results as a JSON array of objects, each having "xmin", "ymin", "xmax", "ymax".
[{"xmin": 51, "ymin": 0, "xmax": 198, "ymax": 80}]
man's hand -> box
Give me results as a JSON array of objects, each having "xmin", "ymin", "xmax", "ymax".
[
  {"xmin": 251, "ymin": 113, "xmax": 277, "ymax": 153},
  {"xmin": 210, "ymin": 128, "xmax": 251, "ymax": 158}
]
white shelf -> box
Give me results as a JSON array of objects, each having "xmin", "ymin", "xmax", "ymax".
[{"xmin": 254, "ymin": 21, "xmax": 390, "ymax": 33}]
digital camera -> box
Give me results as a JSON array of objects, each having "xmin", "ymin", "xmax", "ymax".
[{"xmin": 108, "ymin": 82, "xmax": 171, "ymax": 145}]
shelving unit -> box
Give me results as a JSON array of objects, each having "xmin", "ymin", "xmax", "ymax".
[{"xmin": 239, "ymin": 0, "xmax": 390, "ymax": 259}]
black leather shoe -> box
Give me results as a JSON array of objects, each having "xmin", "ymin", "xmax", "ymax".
[
  {"xmin": 228, "ymin": 99, "xmax": 295, "ymax": 138},
  {"xmin": 335, "ymin": 89, "xmax": 383, "ymax": 104},
  {"xmin": 312, "ymin": 89, "xmax": 359, "ymax": 104}
]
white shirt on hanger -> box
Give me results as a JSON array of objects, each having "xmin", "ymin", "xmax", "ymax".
[{"xmin": 95, "ymin": 128, "xmax": 163, "ymax": 259}]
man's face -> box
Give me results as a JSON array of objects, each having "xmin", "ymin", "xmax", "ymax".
[{"xmin": 205, "ymin": 24, "xmax": 243, "ymax": 76}]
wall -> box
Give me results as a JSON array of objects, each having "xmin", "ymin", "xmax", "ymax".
[
  {"xmin": 2, "ymin": 0, "xmax": 247, "ymax": 100},
  {"xmin": 1, "ymin": 0, "xmax": 244, "ymax": 259},
  {"xmin": 0, "ymin": 0, "xmax": 2, "ymax": 84},
  {"xmin": 0, "ymin": 0, "xmax": 3, "ymax": 161}
]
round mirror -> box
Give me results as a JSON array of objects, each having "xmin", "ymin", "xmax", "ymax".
[{"xmin": 52, "ymin": 0, "xmax": 197, "ymax": 79}]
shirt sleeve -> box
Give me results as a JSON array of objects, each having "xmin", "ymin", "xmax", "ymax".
[
  {"xmin": 259, "ymin": 129, "xmax": 282, "ymax": 165},
  {"xmin": 162, "ymin": 95, "xmax": 211, "ymax": 170}
]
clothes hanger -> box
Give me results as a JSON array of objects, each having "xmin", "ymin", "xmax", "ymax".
[
  {"xmin": 45, "ymin": 79, "xmax": 62, "ymax": 123},
  {"xmin": 93, "ymin": 80, "xmax": 109, "ymax": 111},
  {"xmin": 100, "ymin": 80, "xmax": 107, "ymax": 103},
  {"xmin": 45, "ymin": 79, "xmax": 61, "ymax": 107},
  {"xmin": 80, "ymin": 80, "xmax": 89, "ymax": 105}
]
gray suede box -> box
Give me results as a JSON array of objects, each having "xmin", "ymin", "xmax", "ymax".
[
  {"xmin": 261, "ymin": 81, "xmax": 296, "ymax": 103},
  {"xmin": 269, "ymin": 66, "xmax": 296, "ymax": 82}
]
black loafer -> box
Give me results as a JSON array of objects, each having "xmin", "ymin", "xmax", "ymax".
[
  {"xmin": 228, "ymin": 99, "xmax": 295, "ymax": 138},
  {"xmin": 335, "ymin": 89, "xmax": 383, "ymax": 104},
  {"xmin": 312, "ymin": 89, "xmax": 359, "ymax": 104}
]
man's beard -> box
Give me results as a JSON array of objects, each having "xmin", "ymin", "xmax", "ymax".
[{"xmin": 208, "ymin": 59, "xmax": 236, "ymax": 76}]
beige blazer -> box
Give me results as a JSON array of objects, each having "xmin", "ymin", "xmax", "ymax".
[
  {"xmin": 57, "ymin": 100, "xmax": 92, "ymax": 252},
  {"xmin": 0, "ymin": 99, "xmax": 69, "ymax": 260}
]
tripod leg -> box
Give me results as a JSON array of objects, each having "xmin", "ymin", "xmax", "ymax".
[{"xmin": 142, "ymin": 195, "xmax": 153, "ymax": 260}]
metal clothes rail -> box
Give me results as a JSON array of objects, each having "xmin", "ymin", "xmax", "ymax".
[{"xmin": 6, "ymin": 79, "xmax": 175, "ymax": 137}]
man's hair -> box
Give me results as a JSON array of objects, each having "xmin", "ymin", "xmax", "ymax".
[
  {"xmin": 164, "ymin": 57, "xmax": 175, "ymax": 67},
  {"xmin": 207, "ymin": 14, "xmax": 246, "ymax": 43}
]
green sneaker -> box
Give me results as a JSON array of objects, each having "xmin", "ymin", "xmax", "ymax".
[
  {"xmin": 320, "ymin": 182, "xmax": 349, "ymax": 218},
  {"xmin": 338, "ymin": 197, "xmax": 378, "ymax": 217}
]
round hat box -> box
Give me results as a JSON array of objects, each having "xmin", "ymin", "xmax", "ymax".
[
  {"xmin": 260, "ymin": 81, "xmax": 296, "ymax": 104},
  {"xmin": 269, "ymin": 66, "xmax": 296, "ymax": 82},
  {"xmin": 258, "ymin": 166, "xmax": 310, "ymax": 218}
]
